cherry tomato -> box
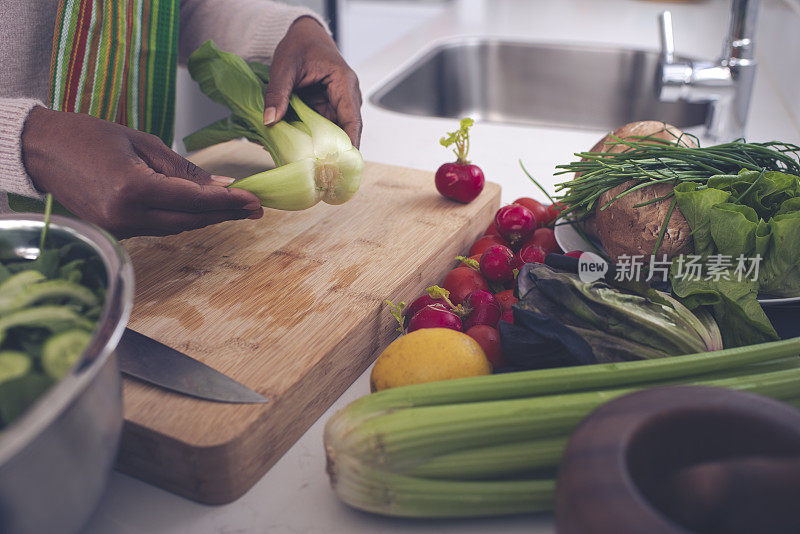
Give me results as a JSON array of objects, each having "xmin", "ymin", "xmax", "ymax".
[
  {"xmin": 465, "ymin": 325, "xmax": 507, "ymax": 369},
  {"xmin": 500, "ymin": 309, "xmax": 514, "ymax": 324},
  {"xmin": 442, "ymin": 267, "xmax": 490, "ymax": 305},
  {"xmin": 546, "ymin": 202, "xmax": 567, "ymax": 224},
  {"xmin": 495, "ymin": 289, "xmax": 517, "ymax": 313},
  {"xmin": 483, "ymin": 221, "xmax": 501, "ymax": 237},
  {"xmin": 520, "ymin": 227, "xmax": 560, "ymax": 255},
  {"xmin": 469, "ymin": 235, "xmax": 507, "ymax": 257},
  {"xmin": 513, "ymin": 198, "xmax": 550, "ymax": 229}
]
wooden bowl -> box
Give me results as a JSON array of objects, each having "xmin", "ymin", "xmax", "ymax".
[{"xmin": 555, "ymin": 386, "xmax": 800, "ymax": 534}]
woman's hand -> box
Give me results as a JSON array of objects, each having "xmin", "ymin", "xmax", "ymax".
[
  {"xmin": 263, "ymin": 16, "xmax": 362, "ymax": 147},
  {"xmin": 21, "ymin": 107, "xmax": 263, "ymax": 238}
]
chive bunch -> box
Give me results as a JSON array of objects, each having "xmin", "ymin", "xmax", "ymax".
[{"xmin": 554, "ymin": 134, "xmax": 800, "ymax": 222}]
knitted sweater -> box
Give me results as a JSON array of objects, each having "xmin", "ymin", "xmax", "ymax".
[{"xmin": 0, "ymin": 0, "xmax": 326, "ymax": 201}]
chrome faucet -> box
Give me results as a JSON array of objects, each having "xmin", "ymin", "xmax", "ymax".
[{"xmin": 657, "ymin": 0, "xmax": 760, "ymax": 142}]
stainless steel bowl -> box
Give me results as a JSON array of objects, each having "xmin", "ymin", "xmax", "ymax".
[{"xmin": 0, "ymin": 214, "xmax": 134, "ymax": 534}]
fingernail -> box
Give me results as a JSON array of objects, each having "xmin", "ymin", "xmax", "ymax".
[
  {"xmin": 211, "ymin": 175, "xmax": 235, "ymax": 186},
  {"xmin": 263, "ymin": 107, "xmax": 277, "ymax": 125},
  {"xmin": 244, "ymin": 201, "xmax": 261, "ymax": 210}
]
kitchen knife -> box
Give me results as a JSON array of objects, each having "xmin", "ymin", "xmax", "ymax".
[{"xmin": 116, "ymin": 328, "xmax": 268, "ymax": 404}]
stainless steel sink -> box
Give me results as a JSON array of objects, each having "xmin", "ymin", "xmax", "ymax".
[{"xmin": 371, "ymin": 39, "xmax": 709, "ymax": 131}]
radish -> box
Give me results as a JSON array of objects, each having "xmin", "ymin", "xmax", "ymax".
[
  {"xmin": 462, "ymin": 290, "xmax": 503, "ymax": 330},
  {"xmin": 407, "ymin": 304, "xmax": 462, "ymax": 333},
  {"xmin": 404, "ymin": 286, "xmax": 453, "ymax": 327},
  {"xmin": 513, "ymin": 198, "xmax": 550, "ymax": 229},
  {"xmin": 479, "ymin": 245, "xmax": 515, "ymax": 283},
  {"xmin": 513, "ymin": 244, "xmax": 546, "ymax": 269},
  {"xmin": 494, "ymin": 204, "xmax": 536, "ymax": 245},
  {"xmin": 435, "ymin": 118, "xmax": 484, "ymax": 203}
]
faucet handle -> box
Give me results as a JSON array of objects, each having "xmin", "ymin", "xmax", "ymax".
[{"xmin": 659, "ymin": 10, "xmax": 675, "ymax": 64}]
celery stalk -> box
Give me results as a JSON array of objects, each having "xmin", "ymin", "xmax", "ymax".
[
  {"xmin": 324, "ymin": 338, "xmax": 800, "ymax": 518},
  {"xmin": 407, "ymin": 437, "xmax": 566, "ymax": 480}
]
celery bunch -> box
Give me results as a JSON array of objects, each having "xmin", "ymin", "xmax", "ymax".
[
  {"xmin": 324, "ymin": 337, "xmax": 800, "ymax": 517},
  {"xmin": 184, "ymin": 41, "xmax": 363, "ymax": 210}
]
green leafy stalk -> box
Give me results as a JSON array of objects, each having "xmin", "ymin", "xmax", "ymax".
[
  {"xmin": 440, "ymin": 118, "xmax": 473, "ymax": 164},
  {"xmin": 185, "ymin": 41, "xmax": 363, "ymax": 210}
]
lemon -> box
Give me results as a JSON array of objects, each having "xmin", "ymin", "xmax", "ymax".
[{"xmin": 370, "ymin": 328, "xmax": 491, "ymax": 392}]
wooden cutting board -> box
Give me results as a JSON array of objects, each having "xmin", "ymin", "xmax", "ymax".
[{"xmin": 116, "ymin": 139, "xmax": 501, "ymax": 504}]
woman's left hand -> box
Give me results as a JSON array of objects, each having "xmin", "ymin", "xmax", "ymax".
[{"xmin": 263, "ymin": 17, "xmax": 362, "ymax": 147}]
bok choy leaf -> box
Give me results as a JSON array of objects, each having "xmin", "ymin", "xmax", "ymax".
[{"xmin": 185, "ymin": 41, "xmax": 363, "ymax": 210}]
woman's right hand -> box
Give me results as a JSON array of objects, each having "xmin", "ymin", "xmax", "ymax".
[{"xmin": 21, "ymin": 107, "xmax": 263, "ymax": 239}]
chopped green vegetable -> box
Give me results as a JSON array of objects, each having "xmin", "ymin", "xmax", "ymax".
[
  {"xmin": 42, "ymin": 329, "xmax": 92, "ymax": 379},
  {"xmin": 0, "ymin": 351, "xmax": 32, "ymax": 384},
  {"xmin": 0, "ymin": 243, "xmax": 104, "ymax": 430},
  {"xmin": 184, "ymin": 41, "xmax": 363, "ymax": 211}
]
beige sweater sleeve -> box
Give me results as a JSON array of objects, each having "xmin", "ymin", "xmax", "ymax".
[
  {"xmin": 179, "ymin": 0, "xmax": 329, "ymax": 65},
  {"xmin": 0, "ymin": 98, "xmax": 47, "ymax": 200}
]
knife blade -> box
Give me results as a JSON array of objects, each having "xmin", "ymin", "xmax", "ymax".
[{"xmin": 116, "ymin": 328, "xmax": 268, "ymax": 404}]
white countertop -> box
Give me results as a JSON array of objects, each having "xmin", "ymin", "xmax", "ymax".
[{"xmin": 82, "ymin": 1, "xmax": 800, "ymax": 532}]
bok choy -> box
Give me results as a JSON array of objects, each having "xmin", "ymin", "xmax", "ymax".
[{"xmin": 184, "ymin": 41, "xmax": 363, "ymax": 210}]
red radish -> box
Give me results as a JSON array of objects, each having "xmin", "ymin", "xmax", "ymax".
[
  {"xmin": 483, "ymin": 221, "xmax": 500, "ymax": 237},
  {"xmin": 479, "ymin": 244, "xmax": 515, "ymax": 283},
  {"xmin": 462, "ymin": 290, "xmax": 502, "ymax": 330},
  {"xmin": 466, "ymin": 325, "xmax": 506, "ymax": 369},
  {"xmin": 500, "ymin": 309, "xmax": 514, "ymax": 324},
  {"xmin": 407, "ymin": 304, "xmax": 462, "ymax": 333},
  {"xmin": 495, "ymin": 289, "xmax": 517, "ymax": 313},
  {"xmin": 435, "ymin": 118, "xmax": 484, "ymax": 203},
  {"xmin": 565, "ymin": 250, "xmax": 584, "ymax": 259},
  {"xmin": 469, "ymin": 235, "xmax": 507, "ymax": 257},
  {"xmin": 442, "ymin": 267, "xmax": 490, "ymax": 305},
  {"xmin": 513, "ymin": 244, "xmax": 546, "ymax": 269},
  {"xmin": 513, "ymin": 198, "xmax": 550, "ymax": 229},
  {"xmin": 404, "ymin": 290, "xmax": 453, "ymax": 327},
  {"xmin": 494, "ymin": 204, "xmax": 536, "ymax": 245},
  {"xmin": 521, "ymin": 228, "xmax": 560, "ymax": 255}
]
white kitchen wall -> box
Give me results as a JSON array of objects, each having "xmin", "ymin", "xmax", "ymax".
[{"xmin": 758, "ymin": 0, "xmax": 800, "ymax": 137}]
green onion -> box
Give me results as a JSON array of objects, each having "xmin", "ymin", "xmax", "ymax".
[{"xmin": 324, "ymin": 338, "xmax": 800, "ymax": 517}]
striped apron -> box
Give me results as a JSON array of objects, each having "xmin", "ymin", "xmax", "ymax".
[
  {"xmin": 9, "ymin": 0, "xmax": 179, "ymax": 212},
  {"xmin": 49, "ymin": 0, "xmax": 179, "ymax": 144}
]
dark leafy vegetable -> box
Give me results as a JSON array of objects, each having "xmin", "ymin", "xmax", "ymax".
[{"xmin": 499, "ymin": 264, "xmax": 720, "ymax": 369}]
